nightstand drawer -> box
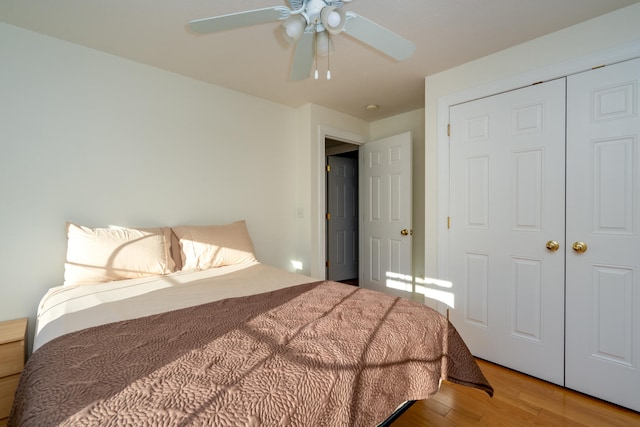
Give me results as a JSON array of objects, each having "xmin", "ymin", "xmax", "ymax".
[
  {"xmin": 0, "ymin": 341, "xmax": 24, "ymax": 377},
  {"xmin": 0, "ymin": 318, "xmax": 27, "ymax": 425},
  {"xmin": 0, "ymin": 374, "xmax": 20, "ymax": 420}
]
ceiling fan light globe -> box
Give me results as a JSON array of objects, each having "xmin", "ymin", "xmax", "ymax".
[
  {"xmin": 315, "ymin": 30, "xmax": 333, "ymax": 56},
  {"xmin": 281, "ymin": 14, "xmax": 307, "ymax": 44},
  {"xmin": 320, "ymin": 7, "xmax": 346, "ymax": 35},
  {"xmin": 327, "ymin": 11, "xmax": 340, "ymax": 28}
]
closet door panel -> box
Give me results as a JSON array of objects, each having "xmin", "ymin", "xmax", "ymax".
[
  {"xmin": 449, "ymin": 79, "xmax": 566, "ymax": 385},
  {"xmin": 566, "ymin": 57, "xmax": 640, "ymax": 412}
]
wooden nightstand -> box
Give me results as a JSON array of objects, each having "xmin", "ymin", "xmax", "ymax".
[{"xmin": 0, "ymin": 318, "xmax": 27, "ymax": 427}]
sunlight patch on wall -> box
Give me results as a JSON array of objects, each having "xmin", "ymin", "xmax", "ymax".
[
  {"xmin": 385, "ymin": 271, "xmax": 413, "ymax": 292},
  {"xmin": 415, "ymin": 276, "xmax": 455, "ymax": 308}
]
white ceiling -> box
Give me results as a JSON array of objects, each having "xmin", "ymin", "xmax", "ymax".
[{"xmin": 2, "ymin": 0, "xmax": 639, "ymax": 120}]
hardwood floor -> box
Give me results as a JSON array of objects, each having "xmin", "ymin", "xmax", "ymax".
[{"xmin": 393, "ymin": 359, "xmax": 640, "ymax": 426}]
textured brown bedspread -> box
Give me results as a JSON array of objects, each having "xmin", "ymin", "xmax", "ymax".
[{"xmin": 10, "ymin": 281, "xmax": 492, "ymax": 426}]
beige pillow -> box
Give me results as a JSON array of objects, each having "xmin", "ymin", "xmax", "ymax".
[
  {"xmin": 64, "ymin": 223, "xmax": 175, "ymax": 286},
  {"xmin": 172, "ymin": 221, "xmax": 257, "ymax": 271}
]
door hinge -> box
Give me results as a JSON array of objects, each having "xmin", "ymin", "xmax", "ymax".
[
  {"xmin": 326, "ymin": 260, "xmax": 330, "ymax": 267},
  {"xmin": 326, "ymin": 164, "xmax": 331, "ymax": 172},
  {"xmin": 326, "ymin": 212, "xmax": 331, "ymax": 220},
  {"xmin": 447, "ymin": 124, "xmax": 451, "ymax": 137},
  {"xmin": 447, "ymin": 216, "xmax": 451, "ymax": 229}
]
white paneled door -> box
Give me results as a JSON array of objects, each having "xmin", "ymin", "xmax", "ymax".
[
  {"xmin": 360, "ymin": 132, "xmax": 412, "ymax": 296},
  {"xmin": 449, "ymin": 79, "xmax": 567, "ymax": 385},
  {"xmin": 327, "ymin": 155, "xmax": 359, "ymax": 281},
  {"xmin": 565, "ymin": 58, "xmax": 640, "ymax": 411}
]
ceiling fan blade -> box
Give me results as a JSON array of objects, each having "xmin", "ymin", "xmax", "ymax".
[
  {"xmin": 190, "ymin": 6, "xmax": 290, "ymax": 33},
  {"xmin": 343, "ymin": 12, "xmax": 416, "ymax": 61},
  {"xmin": 290, "ymin": 30, "xmax": 314, "ymax": 80}
]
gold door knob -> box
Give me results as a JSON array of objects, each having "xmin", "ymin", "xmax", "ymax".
[
  {"xmin": 546, "ymin": 240, "xmax": 560, "ymax": 252},
  {"xmin": 572, "ymin": 241, "xmax": 588, "ymax": 253},
  {"xmin": 401, "ymin": 229, "xmax": 409, "ymax": 236}
]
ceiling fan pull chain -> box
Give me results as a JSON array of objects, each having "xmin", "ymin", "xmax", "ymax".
[
  {"xmin": 326, "ymin": 42, "xmax": 331, "ymax": 80},
  {"xmin": 314, "ymin": 25, "xmax": 319, "ymax": 80}
]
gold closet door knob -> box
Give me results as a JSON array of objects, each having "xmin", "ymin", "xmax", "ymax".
[
  {"xmin": 572, "ymin": 242, "xmax": 588, "ymax": 253},
  {"xmin": 401, "ymin": 229, "xmax": 409, "ymax": 236},
  {"xmin": 546, "ymin": 240, "xmax": 560, "ymax": 252}
]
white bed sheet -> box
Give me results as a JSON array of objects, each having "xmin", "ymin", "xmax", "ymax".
[{"xmin": 34, "ymin": 261, "xmax": 314, "ymax": 351}]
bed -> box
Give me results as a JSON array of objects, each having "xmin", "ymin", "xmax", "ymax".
[{"xmin": 9, "ymin": 221, "xmax": 492, "ymax": 426}]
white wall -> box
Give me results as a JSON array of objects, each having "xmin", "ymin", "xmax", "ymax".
[
  {"xmin": 0, "ymin": 22, "xmax": 423, "ymax": 352},
  {"xmin": 425, "ymin": 3, "xmax": 640, "ymax": 281},
  {"xmin": 0, "ymin": 22, "xmax": 302, "ymax": 347}
]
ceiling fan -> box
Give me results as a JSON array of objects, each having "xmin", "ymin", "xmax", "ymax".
[{"xmin": 189, "ymin": 0, "xmax": 416, "ymax": 81}]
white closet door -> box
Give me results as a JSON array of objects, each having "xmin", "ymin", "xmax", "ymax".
[
  {"xmin": 449, "ymin": 79, "xmax": 566, "ymax": 385},
  {"xmin": 566, "ymin": 57, "xmax": 640, "ymax": 411}
]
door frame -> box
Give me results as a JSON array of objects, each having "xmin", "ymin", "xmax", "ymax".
[
  {"xmin": 312, "ymin": 126, "xmax": 365, "ymax": 279},
  {"xmin": 436, "ymin": 41, "xmax": 640, "ymax": 288}
]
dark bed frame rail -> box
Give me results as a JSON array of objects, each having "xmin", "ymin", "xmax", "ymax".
[{"xmin": 378, "ymin": 400, "xmax": 416, "ymax": 426}]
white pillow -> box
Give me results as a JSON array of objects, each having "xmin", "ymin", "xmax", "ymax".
[
  {"xmin": 64, "ymin": 223, "xmax": 175, "ymax": 286},
  {"xmin": 172, "ymin": 220, "xmax": 257, "ymax": 271}
]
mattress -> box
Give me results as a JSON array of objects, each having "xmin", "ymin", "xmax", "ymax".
[{"xmin": 34, "ymin": 261, "xmax": 312, "ymax": 351}]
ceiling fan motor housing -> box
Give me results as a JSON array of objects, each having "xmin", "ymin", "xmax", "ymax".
[
  {"xmin": 305, "ymin": 0, "xmax": 329, "ymax": 22},
  {"xmin": 300, "ymin": 0, "xmax": 345, "ymax": 34}
]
